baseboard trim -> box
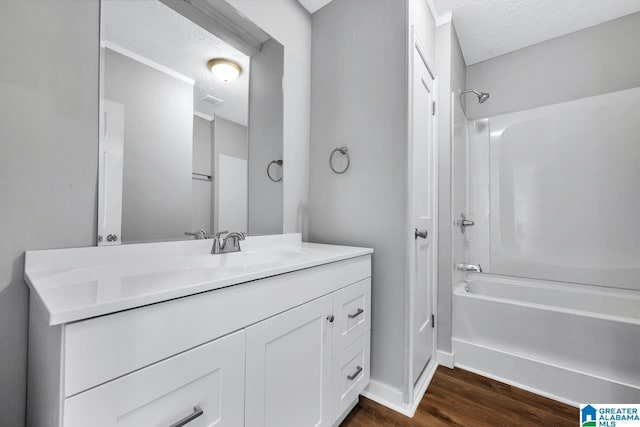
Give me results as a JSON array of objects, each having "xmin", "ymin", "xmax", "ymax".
[
  {"xmin": 453, "ymin": 338, "xmax": 640, "ymax": 406},
  {"xmin": 332, "ymin": 398, "xmax": 358, "ymax": 427},
  {"xmin": 362, "ymin": 359, "xmax": 439, "ymax": 418},
  {"xmin": 436, "ymin": 350, "xmax": 455, "ymax": 368},
  {"xmin": 361, "ymin": 380, "xmax": 409, "ymax": 416},
  {"xmin": 409, "ymin": 359, "xmax": 438, "ymax": 416}
]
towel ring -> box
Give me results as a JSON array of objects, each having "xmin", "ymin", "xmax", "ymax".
[
  {"xmin": 267, "ymin": 159, "xmax": 283, "ymax": 182},
  {"xmin": 330, "ymin": 147, "xmax": 350, "ymax": 174}
]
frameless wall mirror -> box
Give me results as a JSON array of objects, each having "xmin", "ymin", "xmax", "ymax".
[{"xmin": 98, "ymin": 0, "xmax": 284, "ymax": 245}]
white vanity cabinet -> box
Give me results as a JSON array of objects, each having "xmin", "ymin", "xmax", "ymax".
[
  {"xmin": 245, "ymin": 279, "xmax": 371, "ymax": 427},
  {"xmin": 25, "ymin": 237, "xmax": 372, "ymax": 427},
  {"xmin": 245, "ymin": 294, "xmax": 334, "ymax": 427}
]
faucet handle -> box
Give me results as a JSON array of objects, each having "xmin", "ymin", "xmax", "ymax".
[
  {"xmin": 216, "ymin": 230, "xmax": 229, "ymax": 238},
  {"xmin": 185, "ymin": 229, "xmax": 207, "ymax": 239},
  {"xmin": 226, "ymin": 231, "xmax": 245, "ymax": 240},
  {"xmin": 222, "ymin": 232, "xmax": 246, "ymax": 252}
]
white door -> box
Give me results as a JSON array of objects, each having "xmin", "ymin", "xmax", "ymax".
[
  {"xmin": 217, "ymin": 154, "xmax": 248, "ymax": 233},
  {"xmin": 64, "ymin": 330, "xmax": 246, "ymax": 427},
  {"xmin": 98, "ymin": 100, "xmax": 124, "ymax": 245},
  {"xmin": 245, "ymin": 295, "xmax": 333, "ymax": 427},
  {"xmin": 409, "ymin": 34, "xmax": 437, "ymax": 385}
]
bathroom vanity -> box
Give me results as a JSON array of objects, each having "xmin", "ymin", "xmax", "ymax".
[{"xmin": 25, "ymin": 234, "xmax": 372, "ymax": 427}]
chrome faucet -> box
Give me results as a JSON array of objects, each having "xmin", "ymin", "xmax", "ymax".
[
  {"xmin": 455, "ymin": 263, "xmax": 483, "ymax": 273},
  {"xmin": 211, "ymin": 231, "xmax": 246, "ymax": 254}
]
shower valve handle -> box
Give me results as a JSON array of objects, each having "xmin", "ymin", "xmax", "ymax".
[{"xmin": 457, "ymin": 213, "xmax": 475, "ymax": 234}]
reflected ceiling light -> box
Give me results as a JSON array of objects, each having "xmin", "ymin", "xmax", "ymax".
[{"xmin": 207, "ymin": 58, "xmax": 242, "ymax": 83}]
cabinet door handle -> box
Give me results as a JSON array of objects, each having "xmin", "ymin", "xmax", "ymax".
[
  {"xmin": 348, "ymin": 308, "xmax": 364, "ymax": 319},
  {"xmin": 326, "ymin": 314, "xmax": 334, "ymax": 323},
  {"xmin": 347, "ymin": 366, "xmax": 363, "ymax": 381},
  {"xmin": 169, "ymin": 406, "xmax": 204, "ymax": 427}
]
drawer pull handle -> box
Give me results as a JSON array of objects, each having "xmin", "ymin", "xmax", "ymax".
[
  {"xmin": 169, "ymin": 406, "xmax": 204, "ymax": 427},
  {"xmin": 347, "ymin": 366, "xmax": 363, "ymax": 381},
  {"xmin": 348, "ymin": 308, "xmax": 364, "ymax": 319}
]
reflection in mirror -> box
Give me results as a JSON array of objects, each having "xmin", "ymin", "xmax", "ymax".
[{"xmin": 98, "ymin": 0, "xmax": 284, "ymax": 245}]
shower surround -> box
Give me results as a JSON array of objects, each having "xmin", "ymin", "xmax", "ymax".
[{"xmin": 452, "ymin": 86, "xmax": 640, "ymax": 405}]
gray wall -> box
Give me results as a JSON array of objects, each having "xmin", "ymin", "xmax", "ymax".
[
  {"xmin": 309, "ymin": 0, "xmax": 409, "ymax": 390},
  {"xmin": 104, "ymin": 48, "xmax": 193, "ymax": 242},
  {"xmin": 212, "ymin": 116, "xmax": 248, "ymax": 233},
  {"xmin": 0, "ymin": 1, "xmax": 100, "ymax": 425},
  {"xmin": 192, "ymin": 115, "xmax": 213, "ymax": 233},
  {"xmin": 434, "ymin": 22, "xmax": 466, "ymax": 354},
  {"xmin": 248, "ymin": 38, "xmax": 284, "ymax": 235},
  {"xmin": 466, "ymin": 12, "xmax": 640, "ymax": 119}
]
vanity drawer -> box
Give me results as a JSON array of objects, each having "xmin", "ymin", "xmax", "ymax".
[
  {"xmin": 332, "ymin": 332, "xmax": 370, "ymax": 419},
  {"xmin": 63, "ymin": 330, "xmax": 245, "ymax": 427},
  {"xmin": 332, "ymin": 278, "xmax": 371, "ymax": 356}
]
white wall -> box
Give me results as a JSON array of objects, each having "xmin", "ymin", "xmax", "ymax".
[
  {"xmin": 466, "ymin": 12, "xmax": 640, "ymax": 119},
  {"xmin": 225, "ymin": 0, "xmax": 311, "ymax": 236},
  {"xmin": 192, "ymin": 115, "xmax": 212, "ymax": 233},
  {"xmin": 248, "ymin": 38, "xmax": 284, "ymax": 235},
  {"xmin": 0, "ymin": 1, "xmax": 100, "ymax": 425},
  {"xmin": 104, "ymin": 48, "xmax": 193, "ymax": 242},
  {"xmin": 434, "ymin": 21, "xmax": 466, "ymax": 353}
]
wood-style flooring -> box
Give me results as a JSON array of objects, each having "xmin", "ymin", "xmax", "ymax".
[{"xmin": 341, "ymin": 366, "xmax": 578, "ymax": 426}]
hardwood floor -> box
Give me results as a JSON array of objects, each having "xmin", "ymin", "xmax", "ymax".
[{"xmin": 341, "ymin": 366, "xmax": 578, "ymax": 426}]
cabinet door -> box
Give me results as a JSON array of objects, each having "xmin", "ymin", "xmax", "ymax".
[
  {"xmin": 245, "ymin": 295, "xmax": 333, "ymax": 427},
  {"xmin": 64, "ymin": 330, "xmax": 245, "ymax": 427}
]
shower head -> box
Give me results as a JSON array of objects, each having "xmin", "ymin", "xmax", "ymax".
[{"xmin": 461, "ymin": 89, "xmax": 490, "ymax": 104}]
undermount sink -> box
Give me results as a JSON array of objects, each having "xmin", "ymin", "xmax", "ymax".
[{"xmin": 188, "ymin": 247, "xmax": 310, "ymax": 270}]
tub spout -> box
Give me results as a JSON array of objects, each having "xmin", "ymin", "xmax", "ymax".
[{"xmin": 455, "ymin": 263, "xmax": 483, "ymax": 273}]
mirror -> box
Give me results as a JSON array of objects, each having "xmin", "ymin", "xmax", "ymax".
[{"xmin": 98, "ymin": 0, "xmax": 284, "ymax": 245}]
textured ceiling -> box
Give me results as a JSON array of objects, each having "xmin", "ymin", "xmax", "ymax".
[
  {"xmin": 101, "ymin": 0, "xmax": 249, "ymax": 125},
  {"xmin": 434, "ymin": 0, "xmax": 640, "ymax": 65},
  {"xmin": 297, "ymin": 0, "xmax": 333, "ymax": 14}
]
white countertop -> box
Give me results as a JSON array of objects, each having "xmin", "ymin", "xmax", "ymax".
[{"xmin": 24, "ymin": 234, "xmax": 373, "ymax": 325}]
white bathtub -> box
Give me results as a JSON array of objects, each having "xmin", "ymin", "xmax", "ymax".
[{"xmin": 452, "ymin": 273, "xmax": 640, "ymax": 405}]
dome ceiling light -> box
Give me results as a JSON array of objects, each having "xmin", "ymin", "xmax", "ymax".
[{"xmin": 207, "ymin": 58, "xmax": 242, "ymax": 83}]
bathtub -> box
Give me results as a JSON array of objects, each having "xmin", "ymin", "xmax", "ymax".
[{"xmin": 452, "ymin": 273, "xmax": 640, "ymax": 405}]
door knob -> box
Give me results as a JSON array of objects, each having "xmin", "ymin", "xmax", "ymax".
[{"xmin": 414, "ymin": 229, "xmax": 428, "ymax": 239}]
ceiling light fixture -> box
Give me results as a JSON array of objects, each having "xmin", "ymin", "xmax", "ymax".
[{"xmin": 207, "ymin": 58, "xmax": 242, "ymax": 83}]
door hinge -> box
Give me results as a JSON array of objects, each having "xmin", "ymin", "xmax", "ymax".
[
  {"xmin": 432, "ymin": 101, "xmax": 436, "ymax": 116},
  {"xmin": 432, "ymin": 314, "xmax": 435, "ymax": 328}
]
